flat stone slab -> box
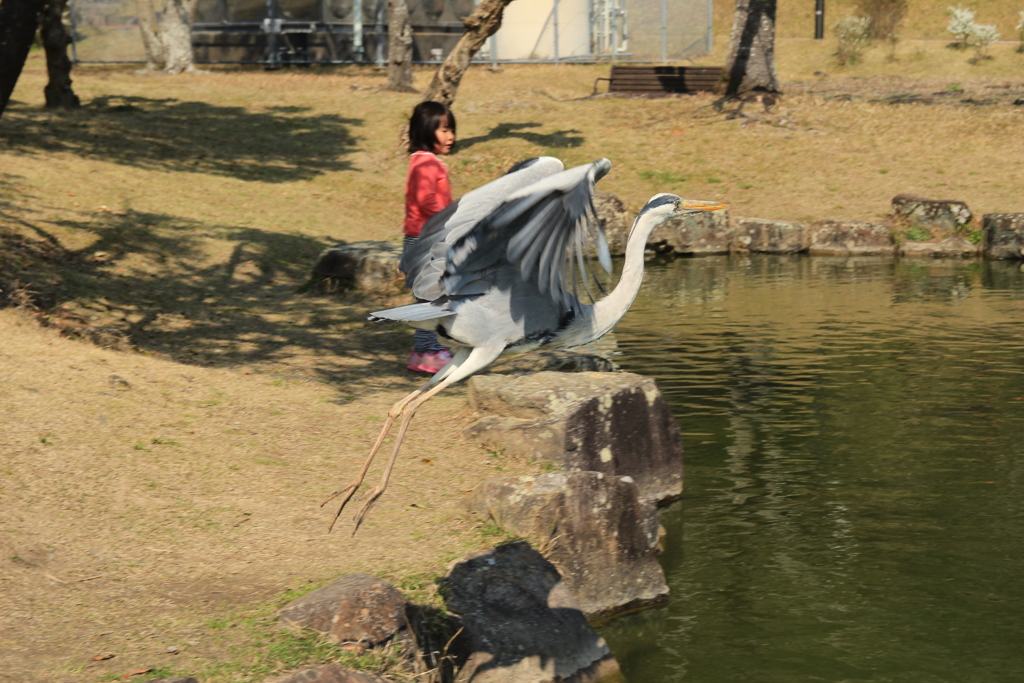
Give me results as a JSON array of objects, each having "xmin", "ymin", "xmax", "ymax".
[
  {"xmin": 311, "ymin": 241, "xmax": 404, "ymax": 292},
  {"xmin": 467, "ymin": 472, "xmax": 668, "ymax": 620},
  {"xmin": 983, "ymin": 213, "xmax": 1024, "ymax": 259},
  {"xmin": 487, "ymin": 350, "xmax": 620, "ymax": 375},
  {"xmin": 892, "ymin": 194, "xmax": 972, "ymax": 231},
  {"xmin": 899, "ymin": 235, "xmax": 979, "ymax": 258},
  {"xmin": 466, "ymin": 371, "xmax": 682, "ymax": 505},
  {"xmin": 278, "ymin": 574, "xmax": 407, "ymax": 646},
  {"xmin": 733, "ymin": 218, "xmax": 807, "ymax": 253},
  {"xmin": 808, "ymin": 220, "xmax": 895, "ymax": 256},
  {"xmin": 444, "ymin": 542, "xmax": 624, "ymax": 683}
]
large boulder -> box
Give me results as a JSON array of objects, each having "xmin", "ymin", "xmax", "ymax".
[
  {"xmin": 891, "ymin": 194, "xmax": 972, "ymax": 232},
  {"xmin": 983, "ymin": 213, "xmax": 1024, "ymax": 259},
  {"xmin": 732, "ymin": 218, "xmax": 807, "ymax": 253},
  {"xmin": 467, "ymin": 472, "xmax": 668, "ymax": 620},
  {"xmin": 808, "ymin": 220, "xmax": 895, "ymax": 256},
  {"xmin": 466, "ymin": 371, "xmax": 683, "ymax": 505},
  {"xmin": 594, "ymin": 191, "xmax": 633, "ymax": 257},
  {"xmin": 271, "ymin": 666, "xmax": 388, "ymax": 683},
  {"xmin": 596, "ymin": 191, "xmax": 731, "ymax": 256},
  {"xmin": 648, "ymin": 209, "xmax": 731, "ymax": 255},
  {"xmin": 311, "ymin": 241, "xmax": 404, "ymax": 292},
  {"xmin": 278, "ymin": 574, "xmax": 408, "ymax": 646},
  {"xmin": 444, "ymin": 542, "xmax": 624, "ymax": 683}
]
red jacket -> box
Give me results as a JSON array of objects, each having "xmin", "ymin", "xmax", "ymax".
[{"xmin": 403, "ymin": 152, "xmax": 451, "ymax": 237}]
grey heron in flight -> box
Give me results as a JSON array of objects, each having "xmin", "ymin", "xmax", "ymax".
[{"xmin": 324, "ymin": 157, "xmax": 724, "ymax": 533}]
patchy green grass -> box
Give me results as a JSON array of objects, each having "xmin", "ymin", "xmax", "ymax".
[
  {"xmin": 191, "ymin": 587, "xmax": 414, "ymax": 683},
  {"xmin": 902, "ymin": 225, "xmax": 935, "ymax": 242}
]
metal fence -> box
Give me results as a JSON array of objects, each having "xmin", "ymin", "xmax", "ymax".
[{"xmin": 68, "ymin": 0, "xmax": 713, "ymax": 65}]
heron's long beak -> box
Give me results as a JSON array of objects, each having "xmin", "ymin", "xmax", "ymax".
[{"xmin": 679, "ymin": 199, "xmax": 727, "ymax": 212}]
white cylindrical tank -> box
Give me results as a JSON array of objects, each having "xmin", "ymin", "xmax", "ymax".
[{"xmin": 493, "ymin": 0, "xmax": 590, "ymax": 60}]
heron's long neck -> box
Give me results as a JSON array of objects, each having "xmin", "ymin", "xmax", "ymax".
[{"xmin": 589, "ymin": 215, "xmax": 658, "ymax": 339}]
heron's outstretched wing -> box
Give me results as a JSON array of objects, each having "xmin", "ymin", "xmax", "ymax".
[
  {"xmin": 442, "ymin": 158, "xmax": 613, "ymax": 309},
  {"xmin": 402, "ymin": 157, "xmax": 566, "ymax": 301}
]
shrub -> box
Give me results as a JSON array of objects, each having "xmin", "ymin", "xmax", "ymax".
[
  {"xmin": 946, "ymin": 6, "xmax": 1001, "ymax": 58},
  {"xmin": 969, "ymin": 22, "xmax": 1000, "ymax": 59},
  {"xmin": 834, "ymin": 15, "xmax": 872, "ymax": 65},
  {"xmin": 946, "ymin": 6, "xmax": 977, "ymax": 48}
]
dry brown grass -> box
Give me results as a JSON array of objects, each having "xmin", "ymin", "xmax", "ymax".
[
  {"xmin": 0, "ymin": 308, "xmax": 530, "ymax": 682},
  {"xmin": 1, "ymin": 42, "xmax": 1023, "ymax": 682}
]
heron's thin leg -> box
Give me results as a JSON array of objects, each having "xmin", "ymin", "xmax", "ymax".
[
  {"xmin": 320, "ymin": 387, "xmax": 419, "ymax": 529},
  {"xmin": 351, "ymin": 344, "xmax": 504, "ymax": 534},
  {"xmin": 322, "ymin": 350, "xmax": 464, "ymax": 532}
]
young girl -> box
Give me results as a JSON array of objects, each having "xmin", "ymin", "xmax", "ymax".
[{"xmin": 402, "ymin": 101, "xmax": 456, "ymax": 373}]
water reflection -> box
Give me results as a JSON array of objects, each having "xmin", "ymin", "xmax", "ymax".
[{"xmin": 600, "ymin": 255, "xmax": 1024, "ymax": 683}]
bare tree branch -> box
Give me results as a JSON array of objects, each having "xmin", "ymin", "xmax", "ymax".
[{"xmin": 421, "ymin": 0, "xmax": 513, "ymax": 107}]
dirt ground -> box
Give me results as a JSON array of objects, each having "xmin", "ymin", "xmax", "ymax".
[
  {"xmin": 2, "ymin": 302, "xmax": 532, "ymax": 683},
  {"xmin": 1, "ymin": 38, "xmax": 1023, "ymax": 682}
]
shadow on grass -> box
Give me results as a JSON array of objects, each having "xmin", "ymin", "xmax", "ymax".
[
  {"xmin": 1, "ymin": 206, "xmax": 414, "ymax": 399},
  {"xmin": 457, "ymin": 122, "xmax": 584, "ymax": 152},
  {"xmin": 0, "ymin": 96, "xmax": 363, "ymax": 183}
]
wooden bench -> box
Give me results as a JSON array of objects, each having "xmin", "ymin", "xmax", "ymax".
[{"xmin": 593, "ymin": 66, "xmax": 724, "ymax": 95}]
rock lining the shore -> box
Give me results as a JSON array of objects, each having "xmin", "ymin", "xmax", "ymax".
[
  {"xmin": 310, "ymin": 195, "xmax": 1022, "ymax": 293},
  {"xmin": 984, "ymin": 213, "xmax": 1024, "ymax": 259},
  {"xmin": 466, "ymin": 472, "xmax": 668, "ymax": 621},
  {"xmin": 309, "ymin": 241, "xmax": 404, "ymax": 293},
  {"xmin": 443, "ymin": 542, "xmax": 625, "ymax": 683},
  {"xmin": 733, "ymin": 217, "xmax": 807, "ymax": 253},
  {"xmin": 463, "ymin": 371, "xmax": 679, "ymax": 621},
  {"xmin": 486, "ymin": 350, "xmax": 620, "ymax": 375},
  {"xmin": 808, "ymin": 220, "xmax": 896, "ymax": 256},
  {"xmin": 278, "ymin": 574, "xmax": 409, "ymax": 646},
  {"xmin": 466, "ymin": 371, "xmax": 683, "ymax": 506},
  {"xmin": 891, "ymin": 193, "xmax": 972, "ymax": 231}
]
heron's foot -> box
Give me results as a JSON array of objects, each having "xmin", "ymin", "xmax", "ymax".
[
  {"xmin": 351, "ymin": 485, "xmax": 384, "ymax": 536},
  {"xmin": 322, "ymin": 483, "xmax": 359, "ymax": 533}
]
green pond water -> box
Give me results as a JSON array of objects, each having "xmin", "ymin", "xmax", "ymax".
[{"xmin": 598, "ymin": 255, "xmax": 1024, "ymax": 683}]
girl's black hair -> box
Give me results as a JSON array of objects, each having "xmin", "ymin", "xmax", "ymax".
[{"xmin": 408, "ymin": 101, "xmax": 456, "ymax": 154}]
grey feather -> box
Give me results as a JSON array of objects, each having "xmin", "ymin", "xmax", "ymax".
[
  {"xmin": 369, "ymin": 302, "xmax": 451, "ymax": 322},
  {"xmin": 406, "ymin": 157, "xmax": 565, "ymax": 300},
  {"xmin": 381, "ymin": 157, "xmax": 613, "ymax": 335}
]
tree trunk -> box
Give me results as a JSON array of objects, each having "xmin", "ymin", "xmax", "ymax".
[
  {"xmin": 136, "ymin": 0, "xmax": 197, "ymax": 73},
  {"xmin": 420, "ymin": 0, "xmax": 513, "ymax": 107},
  {"xmin": 138, "ymin": 0, "xmax": 168, "ymax": 70},
  {"xmin": 162, "ymin": 0, "xmax": 197, "ymax": 73},
  {"xmin": 0, "ymin": 0, "xmax": 48, "ymax": 119},
  {"xmin": 41, "ymin": 0, "xmax": 79, "ymax": 109},
  {"xmin": 384, "ymin": 0, "xmax": 416, "ymax": 92},
  {"xmin": 721, "ymin": 0, "xmax": 780, "ymax": 97}
]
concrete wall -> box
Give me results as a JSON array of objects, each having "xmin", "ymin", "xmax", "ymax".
[{"xmin": 494, "ymin": 0, "xmax": 591, "ymax": 60}]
